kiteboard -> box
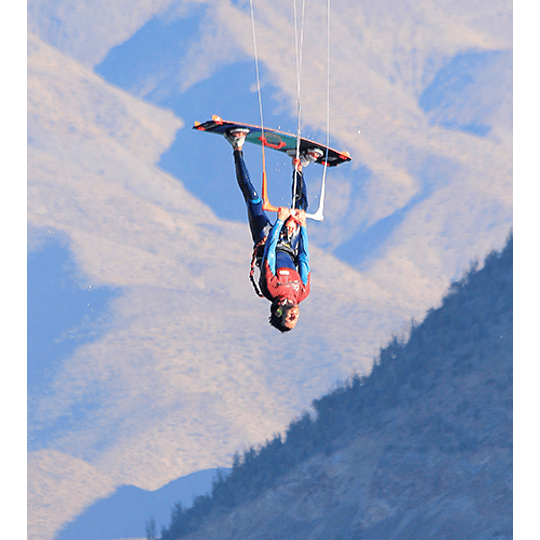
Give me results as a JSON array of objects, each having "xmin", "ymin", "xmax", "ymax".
[{"xmin": 193, "ymin": 115, "xmax": 352, "ymax": 167}]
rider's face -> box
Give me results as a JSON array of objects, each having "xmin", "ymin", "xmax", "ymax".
[{"xmin": 282, "ymin": 304, "xmax": 300, "ymax": 329}]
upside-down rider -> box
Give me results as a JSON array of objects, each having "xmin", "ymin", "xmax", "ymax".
[{"xmin": 225, "ymin": 128, "xmax": 323, "ymax": 332}]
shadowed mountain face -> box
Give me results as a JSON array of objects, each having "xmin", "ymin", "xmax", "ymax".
[
  {"xmin": 54, "ymin": 468, "xmax": 228, "ymax": 540},
  {"xmin": 158, "ymin": 236, "xmax": 512, "ymax": 540},
  {"xmin": 28, "ymin": 237, "xmax": 119, "ymax": 450}
]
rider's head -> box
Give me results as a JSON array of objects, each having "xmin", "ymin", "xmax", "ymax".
[{"xmin": 269, "ymin": 299, "xmax": 300, "ymax": 332}]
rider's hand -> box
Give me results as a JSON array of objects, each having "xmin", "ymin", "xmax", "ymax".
[
  {"xmin": 296, "ymin": 209, "xmax": 307, "ymax": 227},
  {"xmin": 278, "ymin": 207, "xmax": 291, "ymax": 222},
  {"xmin": 285, "ymin": 217, "xmax": 297, "ymax": 237}
]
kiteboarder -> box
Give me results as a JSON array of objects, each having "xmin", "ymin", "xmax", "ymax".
[{"xmin": 225, "ymin": 128, "xmax": 322, "ymax": 332}]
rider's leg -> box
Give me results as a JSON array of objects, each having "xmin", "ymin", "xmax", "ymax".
[
  {"xmin": 290, "ymin": 147, "xmax": 324, "ymax": 211},
  {"xmin": 233, "ymin": 150, "xmax": 272, "ymax": 244},
  {"xmin": 291, "ymin": 165, "xmax": 309, "ymax": 211}
]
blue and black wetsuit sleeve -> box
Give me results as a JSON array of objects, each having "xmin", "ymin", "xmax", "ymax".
[
  {"xmin": 262, "ymin": 219, "xmax": 285, "ymax": 275},
  {"xmin": 297, "ymin": 225, "xmax": 310, "ymax": 285}
]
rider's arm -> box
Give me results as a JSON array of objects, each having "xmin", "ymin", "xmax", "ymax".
[
  {"xmin": 263, "ymin": 219, "xmax": 285, "ymax": 275},
  {"xmin": 297, "ymin": 225, "xmax": 310, "ymax": 285}
]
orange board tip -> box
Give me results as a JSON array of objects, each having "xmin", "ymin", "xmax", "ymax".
[{"xmin": 194, "ymin": 121, "xmax": 201, "ymax": 127}]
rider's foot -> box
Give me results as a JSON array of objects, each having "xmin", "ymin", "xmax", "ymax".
[
  {"xmin": 290, "ymin": 147, "xmax": 324, "ymax": 170},
  {"xmin": 301, "ymin": 148, "xmax": 324, "ymax": 167},
  {"xmin": 225, "ymin": 128, "xmax": 249, "ymax": 151}
]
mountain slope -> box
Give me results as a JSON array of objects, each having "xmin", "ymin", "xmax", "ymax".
[{"xmin": 158, "ymin": 234, "xmax": 512, "ymax": 539}]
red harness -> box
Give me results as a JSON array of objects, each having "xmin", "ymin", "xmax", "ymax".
[{"xmin": 249, "ymin": 215, "xmax": 302, "ymax": 298}]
